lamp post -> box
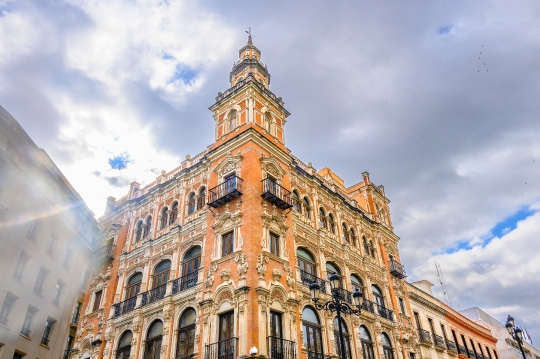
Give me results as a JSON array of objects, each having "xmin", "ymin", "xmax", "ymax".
[
  {"xmin": 309, "ymin": 273, "xmax": 363, "ymax": 359},
  {"xmin": 505, "ymin": 315, "xmax": 527, "ymax": 359}
]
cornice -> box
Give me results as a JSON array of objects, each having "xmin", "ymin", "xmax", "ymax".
[{"xmin": 408, "ymin": 291, "xmax": 448, "ymax": 316}]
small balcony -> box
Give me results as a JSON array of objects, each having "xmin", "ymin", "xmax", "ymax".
[
  {"xmin": 70, "ymin": 312, "xmax": 79, "ymax": 327},
  {"xmin": 334, "ymin": 287, "xmax": 354, "ymax": 305},
  {"xmin": 205, "ymin": 337, "xmax": 238, "ymax": 359},
  {"xmin": 172, "ymin": 272, "xmax": 198, "ymax": 294},
  {"xmin": 261, "ymin": 179, "xmax": 293, "ymax": 209},
  {"xmin": 389, "ymin": 258, "xmax": 407, "ymax": 279},
  {"xmin": 434, "ymin": 334, "xmax": 446, "ymax": 349},
  {"xmin": 418, "ymin": 329, "xmax": 432, "ymax": 345},
  {"xmin": 299, "ymin": 270, "xmax": 328, "ymax": 294},
  {"xmin": 361, "ymin": 299, "xmax": 376, "ymax": 315},
  {"xmin": 468, "ymin": 350, "xmax": 477, "ymax": 358},
  {"xmin": 458, "ymin": 345, "xmax": 467, "ymax": 355},
  {"xmin": 208, "ymin": 176, "xmax": 243, "ymax": 208},
  {"xmin": 446, "ymin": 339, "xmax": 458, "ymax": 353},
  {"xmin": 267, "ymin": 336, "xmax": 297, "ymax": 359},
  {"xmin": 307, "ymin": 352, "xmax": 332, "ymax": 359},
  {"xmin": 91, "ymin": 243, "xmax": 115, "ymax": 267},
  {"xmin": 377, "ymin": 305, "xmax": 395, "ymax": 322},
  {"xmin": 112, "ymin": 297, "xmax": 137, "ymax": 318},
  {"xmin": 141, "ymin": 284, "xmax": 167, "ymax": 306}
]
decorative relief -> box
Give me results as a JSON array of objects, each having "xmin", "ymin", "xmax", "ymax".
[
  {"xmin": 205, "ymin": 263, "xmax": 218, "ymax": 288},
  {"xmin": 235, "ymin": 252, "xmax": 248, "ymax": 276},
  {"xmin": 213, "ymin": 154, "xmax": 243, "ymax": 178},
  {"xmin": 220, "ymin": 269, "xmax": 231, "ymax": 281},
  {"xmin": 256, "ymin": 253, "xmax": 269, "ymax": 277}
]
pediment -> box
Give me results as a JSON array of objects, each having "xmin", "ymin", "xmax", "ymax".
[{"xmin": 213, "ymin": 154, "xmax": 243, "ymax": 177}]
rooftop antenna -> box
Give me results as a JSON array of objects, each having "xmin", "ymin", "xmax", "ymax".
[{"xmin": 431, "ymin": 250, "xmax": 455, "ymax": 308}]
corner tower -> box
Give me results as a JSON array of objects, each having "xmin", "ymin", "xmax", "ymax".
[{"xmin": 210, "ymin": 34, "xmax": 290, "ymax": 146}]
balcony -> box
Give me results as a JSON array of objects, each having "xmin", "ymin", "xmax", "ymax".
[
  {"xmin": 361, "ymin": 299, "xmax": 376, "ymax": 315},
  {"xmin": 91, "ymin": 243, "xmax": 115, "ymax": 267},
  {"xmin": 112, "ymin": 297, "xmax": 137, "ymax": 318},
  {"xmin": 208, "ymin": 176, "xmax": 243, "ymax": 208},
  {"xmin": 389, "ymin": 258, "xmax": 407, "ymax": 279},
  {"xmin": 377, "ymin": 305, "xmax": 395, "ymax": 322},
  {"xmin": 172, "ymin": 272, "xmax": 198, "ymax": 294},
  {"xmin": 334, "ymin": 288, "xmax": 354, "ymax": 305},
  {"xmin": 458, "ymin": 346, "xmax": 467, "ymax": 355},
  {"xmin": 267, "ymin": 336, "xmax": 297, "ymax": 359},
  {"xmin": 299, "ymin": 270, "xmax": 328, "ymax": 294},
  {"xmin": 205, "ymin": 337, "xmax": 238, "ymax": 359},
  {"xmin": 141, "ymin": 284, "xmax": 167, "ymax": 306},
  {"xmin": 468, "ymin": 350, "xmax": 477, "ymax": 358},
  {"xmin": 307, "ymin": 352, "xmax": 332, "ymax": 359},
  {"xmin": 418, "ymin": 329, "xmax": 432, "ymax": 345},
  {"xmin": 446, "ymin": 340, "xmax": 458, "ymax": 353},
  {"xmin": 261, "ymin": 179, "xmax": 293, "ymax": 209},
  {"xmin": 434, "ymin": 334, "xmax": 446, "ymax": 349},
  {"xmin": 70, "ymin": 312, "xmax": 79, "ymax": 327}
]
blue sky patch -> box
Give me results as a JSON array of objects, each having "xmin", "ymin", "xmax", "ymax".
[
  {"xmin": 108, "ymin": 153, "xmax": 132, "ymax": 170},
  {"xmin": 438, "ymin": 26, "xmax": 453, "ymax": 35},
  {"xmin": 168, "ymin": 64, "xmax": 197, "ymax": 85},
  {"xmin": 162, "ymin": 52, "xmax": 174, "ymax": 60}
]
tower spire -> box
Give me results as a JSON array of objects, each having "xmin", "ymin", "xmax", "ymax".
[
  {"xmin": 245, "ymin": 27, "xmax": 253, "ymax": 45},
  {"xmin": 230, "ymin": 29, "xmax": 270, "ymax": 88}
]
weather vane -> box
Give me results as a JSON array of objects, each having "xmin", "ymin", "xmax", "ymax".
[{"xmin": 245, "ymin": 27, "xmax": 254, "ymax": 39}]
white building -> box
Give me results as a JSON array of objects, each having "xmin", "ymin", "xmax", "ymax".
[{"xmin": 0, "ymin": 105, "xmax": 99, "ymax": 359}]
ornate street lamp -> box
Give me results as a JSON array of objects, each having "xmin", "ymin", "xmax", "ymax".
[
  {"xmin": 505, "ymin": 315, "xmax": 527, "ymax": 359},
  {"xmin": 309, "ymin": 274, "xmax": 363, "ymax": 359}
]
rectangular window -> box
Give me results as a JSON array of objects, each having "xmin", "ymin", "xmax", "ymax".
[
  {"xmin": 93, "ymin": 290, "xmax": 103, "ymax": 312},
  {"xmin": 21, "ymin": 306, "xmax": 36, "ymax": 337},
  {"xmin": 461, "ymin": 336, "xmax": 470, "ymax": 358},
  {"xmin": 493, "ymin": 349, "xmax": 499, "ymax": 359},
  {"xmin": 52, "ymin": 281, "xmax": 64, "ymax": 305},
  {"xmin": 72, "ymin": 302, "xmax": 82, "ymax": 324},
  {"xmin": 13, "ymin": 351, "xmax": 26, "ymax": 359},
  {"xmin": 14, "ymin": 252, "xmax": 30, "ymax": 281},
  {"xmin": 34, "ymin": 267, "xmax": 48, "ymax": 294},
  {"xmin": 269, "ymin": 232, "xmax": 280, "ymax": 256},
  {"xmin": 414, "ymin": 312, "xmax": 422, "ymax": 329},
  {"xmin": 428, "ymin": 318, "xmax": 436, "ymax": 343},
  {"xmin": 27, "ymin": 220, "xmax": 39, "ymax": 240},
  {"xmin": 222, "ymin": 231, "xmax": 234, "ymax": 257},
  {"xmin": 41, "ymin": 318, "xmax": 55, "ymax": 346},
  {"xmin": 269, "ymin": 311, "xmax": 283, "ymax": 338},
  {"xmin": 46, "ymin": 236, "xmax": 57, "ymax": 255},
  {"xmin": 470, "ymin": 340, "xmax": 478, "ymax": 359},
  {"xmin": 485, "ymin": 347, "xmax": 492, "ymax": 359},
  {"xmin": 399, "ymin": 298, "xmax": 406, "ymax": 314},
  {"xmin": 0, "ymin": 293, "xmax": 16, "ymax": 326},
  {"xmin": 409, "ymin": 354, "xmax": 415, "ymax": 359},
  {"xmin": 62, "ymin": 249, "xmax": 73, "ymax": 269}
]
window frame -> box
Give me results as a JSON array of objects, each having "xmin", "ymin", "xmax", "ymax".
[
  {"xmin": 222, "ymin": 231, "xmax": 234, "ymax": 257},
  {"xmin": 269, "ymin": 232, "xmax": 280, "ymax": 257}
]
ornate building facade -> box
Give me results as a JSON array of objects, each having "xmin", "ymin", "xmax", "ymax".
[{"xmin": 69, "ymin": 36, "xmax": 497, "ymax": 359}]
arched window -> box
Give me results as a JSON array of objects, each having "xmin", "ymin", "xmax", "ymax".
[
  {"xmin": 126, "ymin": 273, "xmax": 142, "ymax": 299},
  {"xmin": 153, "ymin": 260, "xmax": 171, "ymax": 288},
  {"xmin": 326, "ymin": 262, "xmax": 342, "ymax": 288},
  {"xmin": 182, "ymin": 246, "xmax": 201, "ymax": 290},
  {"xmin": 143, "ymin": 216, "xmax": 152, "ymax": 238},
  {"xmin": 372, "ymin": 285, "xmax": 385, "ymax": 308},
  {"xmin": 362, "ymin": 236, "xmax": 370, "ymax": 256},
  {"xmin": 319, "ymin": 208, "xmax": 327, "ymax": 229},
  {"xmin": 176, "ymin": 309, "xmax": 196, "ymax": 359},
  {"xmin": 342, "ymin": 223, "xmax": 349, "ymax": 243},
  {"xmin": 350, "ymin": 228, "xmax": 357, "ymax": 247},
  {"xmin": 292, "ymin": 191, "xmax": 300, "ymax": 212},
  {"xmin": 160, "ymin": 207, "xmax": 168, "ymax": 229},
  {"xmin": 169, "ymin": 202, "xmax": 178, "ymax": 224},
  {"xmin": 360, "ymin": 326, "xmax": 375, "ymax": 359},
  {"xmin": 351, "ymin": 275, "xmax": 363, "ymax": 292},
  {"xmin": 145, "ymin": 320, "xmax": 163, "ymax": 359},
  {"xmin": 187, "ymin": 193, "xmax": 196, "ymax": 215},
  {"xmin": 135, "ymin": 221, "xmax": 143, "ymax": 242},
  {"xmin": 333, "ymin": 317, "xmax": 352, "ymax": 359},
  {"xmin": 197, "ymin": 187, "xmax": 206, "ymax": 210},
  {"xmin": 117, "ymin": 331, "xmax": 133, "ymax": 359},
  {"xmin": 381, "ymin": 333, "xmax": 394, "ymax": 359},
  {"xmin": 264, "ymin": 113, "xmax": 272, "ymax": 133},
  {"xmin": 302, "ymin": 307, "xmax": 323, "ymax": 357},
  {"xmin": 297, "ymin": 248, "xmax": 316, "ymax": 275},
  {"xmin": 328, "ymin": 214, "xmax": 336, "ymax": 234},
  {"xmin": 303, "ymin": 198, "xmax": 311, "ymax": 219},
  {"xmin": 228, "ymin": 111, "xmax": 237, "ymax": 132}
]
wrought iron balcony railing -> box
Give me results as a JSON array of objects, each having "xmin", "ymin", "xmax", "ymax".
[
  {"xmin": 458, "ymin": 345, "xmax": 467, "ymax": 355},
  {"xmin": 71, "ymin": 312, "xmax": 79, "ymax": 326},
  {"xmin": 333, "ymin": 287, "xmax": 354, "ymax": 305},
  {"xmin": 267, "ymin": 336, "xmax": 297, "ymax": 359},
  {"xmin": 261, "ymin": 179, "xmax": 293, "ymax": 209},
  {"xmin": 468, "ymin": 350, "xmax": 477, "ymax": 358},
  {"xmin": 205, "ymin": 337, "xmax": 238, "ymax": 359},
  {"xmin": 418, "ymin": 329, "xmax": 432, "ymax": 344},
  {"xmin": 361, "ymin": 298, "xmax": 376, "ymax": 314},
  {"xmin": 112, "ymin": 297, "xmax": 137, "ymax": 318},
  {"xmin": 389, "ymin": 258, "xmax": 407, "ymax": 278},
  {"xmin": 141, "ymin": 284, "xmax": 167, "ymax": 306},
  {"xmin": 208, "ymin": 176, "xmax": 243, "ymax": 208},
  {"xmin": 377, "ymin": 305, "xmax": 395, "ymax": 322},
  {"xmin": 446, "ymin": 339, "xmax": 458, "ymax": 353},
  {"xmin": 172, "ymin": 272, "xmax": 198, "ymax": 294},
  {"xmin": 434, "ymin": 334, "xmax": 446, "ymax": 348},
  {"xmin": 299, "ymin": 270, "xmax": 328, "ymax": 294},
  {"xmin": 91, "ymin": 243, "xmax": 115, "ymax": 266},
  {"xmin": 307, "ymin": 352, "xmax": 332, "ymax": 359}
]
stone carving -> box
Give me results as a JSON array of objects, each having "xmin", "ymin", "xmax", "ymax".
[
  {"xmin": 235, "ymin": 252, "xmax": 248, "ymax": 276},
  {"xmin": 272, "ymin": 268, "xmax": 281, "ymax": 281},
  {"xmin": 205, "ymin": 262, "xmax": 218, "ymax": 288},
  {"xmin": 256, "ymin": 253, "xmax": 269, "ymax": 276},
  {"xmin": 220, "ymin": 269, "xmax": 231, "ymax": 281}
]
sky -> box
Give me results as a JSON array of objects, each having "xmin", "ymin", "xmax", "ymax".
[{"xmin": 1, "ymin": 0, "xmax": 540, "ymax": 340}]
